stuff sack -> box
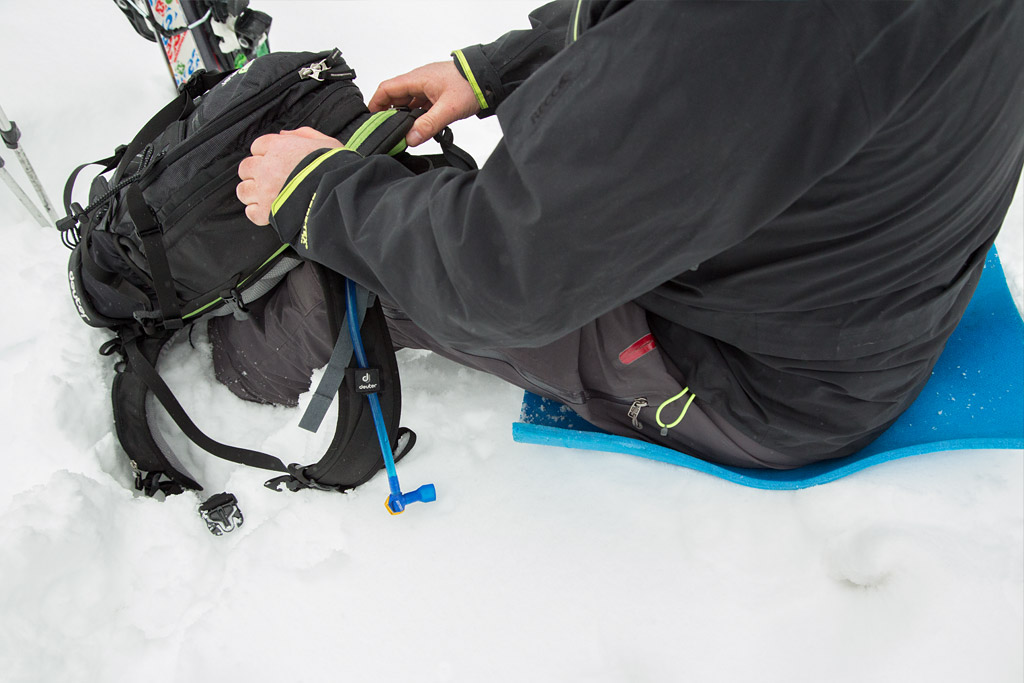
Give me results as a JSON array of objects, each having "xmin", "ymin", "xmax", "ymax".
[{"xmin": 58, "ymin": 49, "xmax": 474, "ymax": 520}]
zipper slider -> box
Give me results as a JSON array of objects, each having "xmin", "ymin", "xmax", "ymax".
[
  {"xmin": 299, "ymin": 59, "xmax": 329, "ymax": 81},
  {"xmin": 627, "ymin": 397, "xmax": 648, "ymax": 430}
]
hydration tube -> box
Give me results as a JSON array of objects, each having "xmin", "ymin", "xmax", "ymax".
[{"xmin": 345, "ymin": 278, "xmax": 435, "ymax": 514}]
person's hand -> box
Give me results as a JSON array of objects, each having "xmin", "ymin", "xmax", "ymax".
[
  {"xmin": 369, "ymin": 60, "xmax": 481, "ymax": 147},
  {"xmin": 236, "ymin": 127, "xmax": 343, "ymax": 226}
]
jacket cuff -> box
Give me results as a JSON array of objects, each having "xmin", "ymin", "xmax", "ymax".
[
  {"xmin": 269, "ymin": 146, "xmax": 361, "ymax": 249},
  {"xmin": 452, "ymin": 45, "xmax": 502, "ymax": 118}
]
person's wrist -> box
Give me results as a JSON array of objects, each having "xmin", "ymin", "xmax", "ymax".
[{"xmin": 451, "ymin": 48, "xmax": 490, "ymax": 112}]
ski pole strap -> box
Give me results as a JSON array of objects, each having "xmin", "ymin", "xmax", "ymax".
[
  {"xmin": 123, "ymin": 335, "xmax": 289, "ymax": 473},
  {"xmin": 297, "ymin": 286, "xmax": 372, "ymax": 433}
]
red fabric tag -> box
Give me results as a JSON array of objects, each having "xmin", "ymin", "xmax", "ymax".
[{"xmin": 619, "ymin": 333, "xmax": 657, "ymax": 365}]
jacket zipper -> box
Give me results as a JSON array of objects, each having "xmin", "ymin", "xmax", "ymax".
[{"xmin": 627, "ymin": 397, "xmax": 648, "ymax": 430}]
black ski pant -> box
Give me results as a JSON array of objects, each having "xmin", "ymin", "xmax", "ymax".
[
  {"xmin": 211, "ymin": 263, "xmax": 798, "ymax": 469},
  {"xmin": 383, "ymin": 300, "xmax": 798, "ymax": 469}
]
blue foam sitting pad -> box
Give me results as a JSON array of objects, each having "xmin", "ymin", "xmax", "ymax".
[{"xmin": 512, "ymin": 247, "xmax": 1024, "ymax": 489}]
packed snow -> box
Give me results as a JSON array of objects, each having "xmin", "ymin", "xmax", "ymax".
[{"xmin": 0, "ymin": 2, "xmax": 1021, "ymax": 682}]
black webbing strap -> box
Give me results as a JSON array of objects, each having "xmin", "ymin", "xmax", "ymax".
[
  {"xmin": 123, "ymin": 335, "xmax": 289, "ymax": 473},
  {"xmin": 434, "ymin": 127, "xmax": 477, "ymax": 171},
  {"xmin": 298, "ymin": 286, "xmax": 371, "ymax": 433},
  {"xmin": 126, "ymin": 184, "xmax": 182, "ymax": 329},
  {"xmin": 61, "ymin": 151, "xmax": 122, "ymax": 218}
]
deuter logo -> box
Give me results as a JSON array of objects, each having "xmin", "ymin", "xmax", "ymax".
[
  {"xmin": 348, "ymin": 367, "xmax": 381, "ymax": 395},
  {"xmin": 68, "ymin": 269, "xmax": 90, "ymax": 323}
]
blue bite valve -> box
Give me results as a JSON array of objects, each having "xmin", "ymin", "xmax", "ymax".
[
  {"xmin": 407, "ymin": 484, "xmax": 437, "ymax": 503},
  {"xmin": 386, "ymin": 484, "xmax": 437, "ymax": 515}
]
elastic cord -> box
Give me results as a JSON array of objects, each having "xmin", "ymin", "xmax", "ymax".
[{"xmin": 655, "ymin": 387, "xmax": 697, "ymax": 431}]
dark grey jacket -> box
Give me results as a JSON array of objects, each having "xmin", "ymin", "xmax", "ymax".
[{"xmin": 270, "ymin": 0, "xmax": 1024, "ymax": 459}]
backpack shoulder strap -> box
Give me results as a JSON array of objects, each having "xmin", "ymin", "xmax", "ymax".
[
  {"xmin": 107, "ymin": 332, "xmax": 202, "ymax": 494},
  {"xmin": 109, "ymin": 327, "xmax": 290, "ymax": 496}
]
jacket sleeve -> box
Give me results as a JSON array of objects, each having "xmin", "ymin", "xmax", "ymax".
[
  {"xmin": 269, "ymin": 1, "xmax": 873, "ymax": 352},
  {"xmin": 451, "ymin": 0, "xmax": 573, "ymax": 116}
]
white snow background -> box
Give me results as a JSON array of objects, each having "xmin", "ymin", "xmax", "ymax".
[{"xmin": 1, "ymin": 2, "xmax": 1022, "ymax": 682}]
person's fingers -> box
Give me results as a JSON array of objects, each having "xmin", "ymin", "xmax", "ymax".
[
  {"xmin": 250, "ymin": 133, "xmax": 276, "ymax": 157},
  {"xmin": 369, "ymin": 93, "xmax": 414, "ymax": 113},
  {"xmin": 237, "ymin": 155, "xmax": 258, "ymax": 181},
  {"xmin": 237, "ymin": 177, "xmax": 269, "ymax": 226},
  {"xmin": 235, "ymin": 177, "xmax": 255, "ymax": 203},
  {"xmin": 280, "ymin": 127, "xmax": 340, "ymax": 143},
  {"xmin": 245, "ymin": 202, "xmax": 269, "ymax": 226},
  {"xmin": 369, "ymin": 76, "xmax": 421, "ymax": 113},
  {"xmin": 407, "ymin": 95, "xmax": 462, "ymax": 146}
]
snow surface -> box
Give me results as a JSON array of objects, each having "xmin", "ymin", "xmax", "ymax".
[{"xmin": 0, "ymin": 2, "xmax": 1022, "ymax": 682}]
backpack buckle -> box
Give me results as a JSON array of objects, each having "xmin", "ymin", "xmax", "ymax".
[
  {"xmin": 222, "ymin": 287, "xmax": 250, "ymax": 321},
  {"xmin": 264, "ymin": 464, "xmax": 341, "ymax": 493},
  {"xmin": 198, "ymin": 492, "xmax": 244, "ymax": 535},
  {"xmin": 133, "ymin": 308, "xmax": 184, "ymax": 332}
]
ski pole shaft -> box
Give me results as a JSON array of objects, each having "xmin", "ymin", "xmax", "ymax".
[
  {"xmin": 0, "ymin": 104, "xmax": 58, "ymax": 224},
  {"xmin": 0, "ymin": 156, "xmax": 50, "ymax": 227}
]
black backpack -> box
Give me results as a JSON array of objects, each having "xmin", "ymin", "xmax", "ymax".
[{"xmin": 58, "ymin": 49, "xmax": 473, "ymax": 529}]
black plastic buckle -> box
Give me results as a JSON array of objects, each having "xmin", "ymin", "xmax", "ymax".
[
  {"xmin": 134, "ymin": 470, "xmax": 185, "ymax": 498},
  {"xmin": 264, "ymin": 464, "xmax": 340, "ymax": 493},
  {"xmin": 221, "ymin": 287, "xmax": 250, "ymax": 321},
  {"xmin": 132, "ymin": 308, "xmax": 184, "ymax": 332},
  {"xmin": 198, "ymin": 492, "xmax": 244, "ymax": 535},
  {"xmin": 180, "ymin": 69, "xmax": 210, "ymax": 96}
]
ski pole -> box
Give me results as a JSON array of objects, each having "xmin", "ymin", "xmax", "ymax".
[
  {"xmin": 0, "ymin": 154, "xmax": 50, "ymax": 227},
  {"xmin": 345, "ymin": 278, "xmax": 436, "ymax": 515},
  {"xmin": 0, "ymin": 103, "xmax": 58, "ymax": 225}
]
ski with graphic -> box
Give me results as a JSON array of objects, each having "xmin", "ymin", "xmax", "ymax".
[{"xmin": 121, "ymin": 0, "xmax": 272, "ymax": 87}]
